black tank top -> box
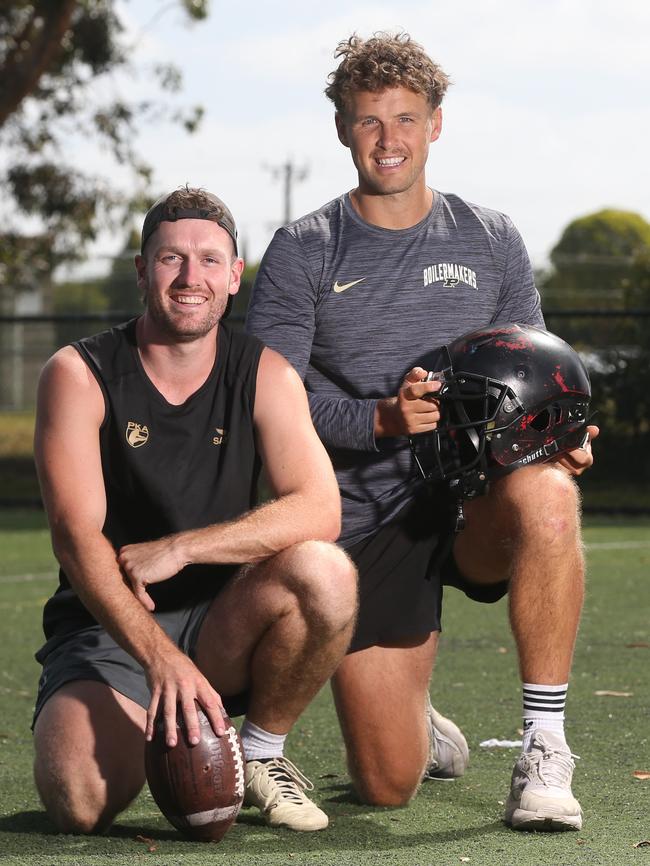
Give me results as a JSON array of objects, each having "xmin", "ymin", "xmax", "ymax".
[{"xmin": 42, "ymin": 318, "xmax": 264, "ymax": 638}]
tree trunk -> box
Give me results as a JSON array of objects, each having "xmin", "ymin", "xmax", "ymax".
[{"xmin": 0, "ymin": 0, "xmax": 78, "ymax": 128}]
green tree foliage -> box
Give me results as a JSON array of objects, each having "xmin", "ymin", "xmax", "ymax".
[
  {"xmin": 542, "ymin": 208, "xmax": 650, "ymax": 310},
  {"xmin": 542, "ymin": 209, "xmax": 650, "ymax": 473},
  {"xmin": 231, "ymin": 262, "xmax": 259, "ymax": 322},
  {"xmin": 0, "ymin": 1, "xmax": 209, "ymax": 307},
  {"xmin": 53, "ymin": 279, "xmax": 108, "ymax": 314},
  {"xmin": 100, "ymin": 229, "xmax": 141, "ymax": 312}
]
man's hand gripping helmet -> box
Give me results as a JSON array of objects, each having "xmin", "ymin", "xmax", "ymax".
[{"xmin": 410, "ymin": 323, "xmax": 591, "ymax": 505}]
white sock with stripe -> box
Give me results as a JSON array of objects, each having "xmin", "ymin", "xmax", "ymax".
[{"xmin": 522, "ymin": 682, "xmax": 568, "ymax": 752}]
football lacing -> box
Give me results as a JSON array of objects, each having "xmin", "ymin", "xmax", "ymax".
[{"xmin": 226, "ymin": 726, "xmax": 245, "ymax": 798}]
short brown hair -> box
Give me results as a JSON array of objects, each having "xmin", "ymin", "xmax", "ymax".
[{"xmin": 325, "ymin": 32, "xmax": 450, "ymax": 114}]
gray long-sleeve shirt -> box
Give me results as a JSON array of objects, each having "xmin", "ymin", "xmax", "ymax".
[{"xmin": 247, "ymin": 191, "xmax": 543, "ymax": 545}]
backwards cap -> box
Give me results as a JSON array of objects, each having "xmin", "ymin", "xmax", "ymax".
[{"xmin": 140, "ymin": 189, "xmax": 238, "ymax": 255}]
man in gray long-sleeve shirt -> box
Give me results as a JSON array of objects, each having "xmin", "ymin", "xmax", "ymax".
[{"xmin": 247, "ymin": 32, "xmax": 598, "ymax": 831}]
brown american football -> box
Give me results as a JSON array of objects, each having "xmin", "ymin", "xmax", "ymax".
[{"xmin": 145, "ymin": 706, "xmax": 245, "ymax": 842}]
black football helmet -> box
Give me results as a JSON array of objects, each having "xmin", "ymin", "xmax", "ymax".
[{"xmin": 410, "ymin": 323, "xmax": 591, "ymax": 500}]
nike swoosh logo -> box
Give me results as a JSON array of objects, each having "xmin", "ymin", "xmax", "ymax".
[{"xmin": 333, "ymin": 278, "xmax": 366, "ymax": 293}]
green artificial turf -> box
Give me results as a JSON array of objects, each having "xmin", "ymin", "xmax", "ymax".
[{"xmin": 0, "ymin": 513, "xmax": 648, "ymax": 865}]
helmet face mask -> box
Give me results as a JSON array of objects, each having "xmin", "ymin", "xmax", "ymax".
[{"xmin": 411, "ymin": 324, "xmax": 591, "ymax": 495}]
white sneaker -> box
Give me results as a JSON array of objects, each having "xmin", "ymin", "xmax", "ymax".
[
  {"xmin": 423, "ymin": 700, "xmax": 470, "ymax": 780},
  {"xmin": 505, "ymin": 730, "xmax": 583, "ymax": 831},
  {"xmin": 244, "ymin": 757, "xmax": 328, "ymax": 831}
]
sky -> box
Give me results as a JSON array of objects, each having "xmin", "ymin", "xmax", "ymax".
[{"xmin": 87, "ymin": 0, "xmax": 650, "ymax": 272}]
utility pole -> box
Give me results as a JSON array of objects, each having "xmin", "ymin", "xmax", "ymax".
[{"xmin": 265, "ymin": 160, "xmax": 309, "ymax": 225}]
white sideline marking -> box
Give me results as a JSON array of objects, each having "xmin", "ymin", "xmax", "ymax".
[
  {"xmin": 0, "ymin": 571, "xmax": 57, "ymax": 584},
  {"xmin": 1, "ymin": 539, "xmax": 648, "ymax": 583},
  {"xmin": 585, "ymin": 540, "xmax": 650, "ymax": 551}
]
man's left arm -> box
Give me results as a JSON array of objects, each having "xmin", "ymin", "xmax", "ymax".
[{"xmin": 118, "ymin": 348, "xmax": 341, "ymax": 603}]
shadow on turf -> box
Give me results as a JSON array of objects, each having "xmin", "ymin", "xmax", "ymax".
[
  {"xmin": 0, "ymin": 810, "xmax": 179, "ymax": 842},
  {"xmin": 0, "ymin": 807, "xmax": 506, "ymax": 856}
]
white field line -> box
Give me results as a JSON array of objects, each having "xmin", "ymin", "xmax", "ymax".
[
  {"xmin": 585, "ymin": 540, "xmax": 650, "ymax": 551},
  {"xmin": 1, "ymin": 538, "xmax": 649, "ymax": 583},
  {"xmin": 0, "ymin": 571, "xmax": 57, "ymax": 584}
]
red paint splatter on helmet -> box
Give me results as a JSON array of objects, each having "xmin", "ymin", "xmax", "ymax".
[{"xmin": 493, "ymin": 337, "xmax": 534, "ymax": 351}]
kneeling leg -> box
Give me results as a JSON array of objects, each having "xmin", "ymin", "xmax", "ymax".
[
  {"xmin": 33, "ymin": 681, "xmax": 146, "ymax": 834},
  {"xmin": 331, "ymin": 635, "xmax": 438, "ymax": 807}
]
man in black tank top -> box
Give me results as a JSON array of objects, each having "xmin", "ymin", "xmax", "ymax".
[{"xmin": 32, "ymin": 187, "xmax": 357, "ymax": 835}]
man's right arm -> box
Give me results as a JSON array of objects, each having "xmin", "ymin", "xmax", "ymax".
[
  {"xmin": 248, "ymin": 229, "xmax": 439, "ymax": 448},
  {"xmin": 34, "ymin": 348, "xmax": 226, "ymax": 745}
]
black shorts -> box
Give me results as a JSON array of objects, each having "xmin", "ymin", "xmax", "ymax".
[
  {"xmin": 346, "ymin": 485, "xmax": 509, "ymax": 653},
  {"xmin": 33, "ymin": 589, "xmax": 248, "ymax": 727}
]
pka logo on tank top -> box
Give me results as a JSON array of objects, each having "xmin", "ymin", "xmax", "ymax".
[
  {"xmin": 126, "ymin": 421, "xmax": 149, "ymax": 448},
  {"xmin": 423, "ymin": 262, "xmax": 478, "ymax": 290}
]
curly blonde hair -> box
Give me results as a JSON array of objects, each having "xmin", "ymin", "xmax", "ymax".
[{"xmin": 325, "ymin": 32, "xmax": 450, "ymax": 114}]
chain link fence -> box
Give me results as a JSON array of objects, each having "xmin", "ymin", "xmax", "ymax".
[{"xmin": 1, "ymin": 311, "xmax": 649, "ymax": 512}]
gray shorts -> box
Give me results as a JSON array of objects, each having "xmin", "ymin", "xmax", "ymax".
[{"xmin": 33, "ymin": 597, "xmax": 248, "ymax": 726}]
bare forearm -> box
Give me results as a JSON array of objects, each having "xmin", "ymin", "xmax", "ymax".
[
  {"xmin": 53, "ymin": 521, "xmax": 227, "ymax": 745},
  {"xmin": 51, "ymin": 522, "xmax": 178, "ymax": 667},
  {"xmin": 177, "ymin": 487, "xmax": 341, "ymax": 566}
]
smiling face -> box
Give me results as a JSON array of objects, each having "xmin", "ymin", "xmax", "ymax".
[
  {"xmin": 135, "ymin": 219, "xmax": 243, "ymax": 341},
  {"xmin": 336, "ymin": 86, "xmax": 442, "ymax": 200}
]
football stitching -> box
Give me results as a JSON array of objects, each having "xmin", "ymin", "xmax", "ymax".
[{"xmin": 227, "ymin": 725, "xmax": 245, "ymax": 798}]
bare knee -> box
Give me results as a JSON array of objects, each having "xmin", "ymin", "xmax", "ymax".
[
  {"xmin": 344, "ymin": 718, "xmax": 426, "ymax": 806},
  {"xmin": 457, "ymin": 464, "xmax": 583, "ymax": 584},
  {"xmin": 351, "ymin": 760, "xmax": 421, "ymax": 807},
  {"xmin": 34, "ymin": 758, "xmax": 122, "ymax": 834},
  {"xmin": 33, "ymin": 682, "xmax": 146, "ymax": 834},
  {"xmin": 281, "ymin": 540, "xmax": 358, "ymax": 633},
  {"xmin": 506, "ymin": 465, "xmax": 581, "ymax": 548}
]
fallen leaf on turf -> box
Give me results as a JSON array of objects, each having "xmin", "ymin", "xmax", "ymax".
[
  {"xmin": 625, "ymin": 642, "xmax": 649, "ymax": 648},
  {"xmin": 576, "ymin": 839, "xmax": 586, "ymax": 845},
  {"xmin": 633, "ymin": 771, "xmax": 650, "ymax": 780},
  {"xmin": 594, "ymin": 690, "xmax": 633, "ymax": 697},
  {"xmin": 633, "ymin": 840, "xmax": 650, "ymax": 848},
  {"xmin": 497, "ymin": 647, "xmax": 508, "ymax": 654},
  {"xmin": 135, "ymin": 835, "xmax": 157, "ymax": 852}
]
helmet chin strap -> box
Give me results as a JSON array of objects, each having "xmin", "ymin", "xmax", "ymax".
[
  {"xmin": 447, "ymin": 461, "xmax": 490, "ymax": 531},
  {"xmin": 438, "ymin": 371, "xmax": 489, "ymax": 530},
  {"xmin": 418, "ymin": 448, "xmax": 491, "ymax": 581}
]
